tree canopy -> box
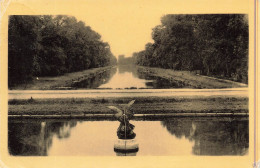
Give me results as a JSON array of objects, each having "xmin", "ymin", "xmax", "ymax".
[
  {"xmin": 133, "ymin": 14, "xmax": 248, "ymax": 83},
  {"xmin": 8, "ymin": 15, "xmax": 117, "ymax": 86}
]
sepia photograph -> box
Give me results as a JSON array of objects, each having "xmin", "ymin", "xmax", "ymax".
[{"xmin": 0, "ymin": 0, "xmax": 257, "ymax": 168}]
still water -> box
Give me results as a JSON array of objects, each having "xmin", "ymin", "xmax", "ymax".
[
  {"xmin": 71, "ymin": 65, "xmax": 190, "ymax": 89},
  {"xmin": 8, "ymin": 117, "xmax": 248, "ymax": 156}
]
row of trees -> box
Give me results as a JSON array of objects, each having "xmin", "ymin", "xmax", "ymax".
[
  {"xmin": 8, "ymin": 15, "xmax": 117, "ymax": 86},
  {"xmin": 133, "ymin": 14, "xmax": 248, "ymax": 83}
]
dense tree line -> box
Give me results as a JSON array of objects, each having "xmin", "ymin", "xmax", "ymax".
[
  {"xmin": 8, "ymin": 15, "xmax": 117, "ymax": 86},
  {"xmin": 133, "ymin": 14, "xmax": 248, "ymax": 83}
]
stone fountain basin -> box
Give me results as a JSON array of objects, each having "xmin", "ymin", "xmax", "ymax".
[{"xmin": 114, "ymin": 139, "xmax": 139, "ymax": 152}]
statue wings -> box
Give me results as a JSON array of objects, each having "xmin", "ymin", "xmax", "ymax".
[
  {"xmin": 107, "ymin": 100, "xmax": 135, "ymax": 120},
  {"xmin": 126, "ymin": 100, "xmax": 135, "ymax": 108},
  {"xmin": 107, "ymin": 106, "xmax": 123, "ymax": 119}
]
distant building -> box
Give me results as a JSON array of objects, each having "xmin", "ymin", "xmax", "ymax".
[{"xmin": 118, "ymin": 55, "xmax": 133, "ymax": 65}]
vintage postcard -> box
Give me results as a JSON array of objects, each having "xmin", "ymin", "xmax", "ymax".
[{"xmin": 0, "ymin": 0, "xmax": 258, "ymax": 168}]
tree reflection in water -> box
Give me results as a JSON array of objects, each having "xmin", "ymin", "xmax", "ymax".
[
  {"xmin": 161, "ymin": 117, "xmax": 248, "ymax": 155},
  {"xmin": 118, "ymin": 65, "xmax": 139, "ymax": 78},
  {"xmin": 71, "ymin": 67, "xmax": 116, "ymax": 89},
  {"xmin": 69, "ymin": 65, "xmax": 194, "ymax": 89},
  {"xmin": 136, "ymin": 68, "xmax": 191, "ymax": 88},
  {"xmin": 8, "ymin": 117, "xmax": 248, "ymax": 156},
  {"xmin": 8, "ymin": 120, "xmax": 77, "ymax": 156}
]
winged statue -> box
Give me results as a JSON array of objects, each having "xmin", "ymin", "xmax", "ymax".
[{"xmin": 107, "ymin": 100, "xmax": 136, "ymax": 139}]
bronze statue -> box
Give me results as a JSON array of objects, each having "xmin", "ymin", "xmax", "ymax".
[{"xmin": 107, "ymin": 100, "xmax": 136, "ymax": 139}]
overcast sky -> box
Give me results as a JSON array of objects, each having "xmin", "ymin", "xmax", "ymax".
[
  {"xmin": 7, "ymin": 0, "xmax": 249, "ymax": 58},
  {"xmin": 67, "ymin": 0, "xmax": 174, "ymax": 58}
]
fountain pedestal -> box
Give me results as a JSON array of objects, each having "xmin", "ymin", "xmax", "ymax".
[{"xmin": 114, "ymin": 139, "xmax": 139, "ymax": 153}]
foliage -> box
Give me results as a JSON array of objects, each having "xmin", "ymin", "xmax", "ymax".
[
  {"xmin": 8, "ymin": 15, "xmax": 117, "ymax": 86},
  {"xmin": 133, "ymin": 14, "xmax": 248, "ymax": 83}
]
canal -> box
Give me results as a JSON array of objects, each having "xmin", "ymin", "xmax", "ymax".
[{"xmin": 71, "ymin": 65, "xmax": 190, "ymax": 89}]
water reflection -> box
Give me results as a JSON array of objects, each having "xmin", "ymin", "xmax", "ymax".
[
  {"xmin": 115, "ymin": 151, "xmax": 138, "ymax": 156},
  {"xmin": 136, "ymin": 68, "xmax": 191, "ymax": 89},
  {"xmin": 71, "ymin": 68, "xmax": 117, "ymax": 89},
  {"xmin": 70, "ymin": 65, "xmax": 193, "ymax": 89},
  {"xmin": 99, "ymin": 66, "xmax": 149, "ymax": 89},
  {"xmin": 8, "ymin": 120, "xmax": 77, "ymax": 156},
  {"xmin": 161, "ymin": 118, "xmax": 249, "ymax": 155},
  {"xmin": 8, "ymin": 117, "xmax": 248, "ymax": 156},
  {"xmin": 118, "ymin": 65, "xmax": 139, "ymax": 78}
]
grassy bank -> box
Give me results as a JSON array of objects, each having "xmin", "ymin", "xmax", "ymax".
[
  {"xmin": 9, "ymin": 65, "xmax": 248, "ymax": 90},
  {"xmin": 9, "ymin": 66, "xmax": 115, "ymax": 90},
  {"xmin": 137, "ymin": 66, "xmax": 247, "ymax": 89},
  {"xmin": 8, "ymin": 96, "xmax": 248, "ymax": 116}
]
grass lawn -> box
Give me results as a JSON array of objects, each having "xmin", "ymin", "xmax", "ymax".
[
  {"xmin": 9, "ymin": 66, "xmax": 115, "ymax": 90},
  {"xmin": 8, "ymin": 96, "xmax": 248, "ymax": 116},
  {"xmin": 137, "ymin": 66, "xmax": 247, "ymax": 89}
]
